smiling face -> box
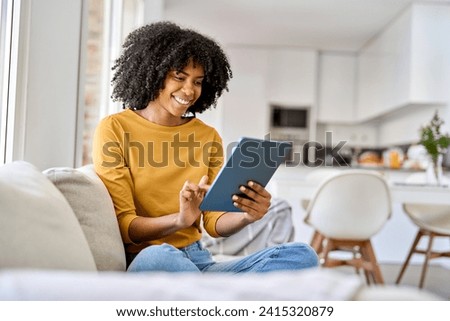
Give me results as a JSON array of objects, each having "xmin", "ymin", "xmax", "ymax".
[{"xmin": 144, "ymin": 60, "xmax": 205, "ymax": 126}]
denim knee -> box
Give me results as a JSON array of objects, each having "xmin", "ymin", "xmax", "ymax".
[
  {"xmin": 278, "ymin": 242, "xmax": 320, "ymax": 269},
  {"xmin": 127, "ymin": 243, "xmax": 200, "ymax": 273},
  {"xmin": 224, "ymin": 242, "xmax": 320, "ymax": 273}
]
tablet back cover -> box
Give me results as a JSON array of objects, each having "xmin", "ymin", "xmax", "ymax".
[{"xmin": 200, "ymin": 137, "xmax": 291, "ymax": 212}]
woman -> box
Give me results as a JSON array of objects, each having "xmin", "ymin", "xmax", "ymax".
[{"xmin": 93, "ymin": 21, "xmax": 318, "ymax": 273}]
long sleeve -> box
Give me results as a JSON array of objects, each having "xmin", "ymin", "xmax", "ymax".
[{"xmin": 92, "ymin": 116, "xmax": 138, "ymax": 244}]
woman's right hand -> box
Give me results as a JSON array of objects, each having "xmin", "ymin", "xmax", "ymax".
[{"xmin": 177, "ymin": 176, "xmax": 209, "ymax": 228}]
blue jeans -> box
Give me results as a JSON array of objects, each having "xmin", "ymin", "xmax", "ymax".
[{"xmin": 127, "ymin": 241, "xmax": 319, "ymax": 273}]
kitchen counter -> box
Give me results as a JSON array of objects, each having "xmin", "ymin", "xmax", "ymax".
[
  {"xmin": 290, "ymin": 162, "xmax": 432, "ymax": 173},
  {"xmin": 269, "ymin": 167, "xmax": 450, "ymax": 205},
  {"xmin": 349, "ymin": 164, "xmax": 429, "ymax": 173}
]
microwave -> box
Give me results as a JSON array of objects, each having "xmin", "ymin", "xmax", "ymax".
[{"xmin": 269, "ymin": 105, "xmax": 310, "ymax": 141}]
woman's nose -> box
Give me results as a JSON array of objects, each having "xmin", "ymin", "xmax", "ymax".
[{"xmin": 182, "ymin": 82, "xmax": 195, "ymax": 97}]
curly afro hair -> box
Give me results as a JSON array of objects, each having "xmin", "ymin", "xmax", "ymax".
[{"xmin": 111, "ymin": 21, "xmax": 232, "ymax": 114}]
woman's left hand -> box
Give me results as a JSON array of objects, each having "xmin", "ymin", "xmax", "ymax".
[{"xmin": 232, "ymin": 181, "xmax": 272, "ymax": 223}]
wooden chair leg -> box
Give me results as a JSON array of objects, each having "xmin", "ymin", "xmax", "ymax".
[
  {"xmin": 310, "ymin": 230, "xmax": 324, "ymax": 255},
  {"xmin": 350, "ymin": 248, "xmax": 371, "ymax": 284},
  {"xmin": 360, "ymin": 240, "xmax": 384, "ymax": 284},
  {"xmin": 396, "ymin": 230, "xmax": 423, "ymax": 285},
  {"xmin": 419, "ymin": 232, "xmax": 435, "ymax": 289},
  {"xmin": 363, "ymin": 268, "xmax": 372, "ymax": 285},
  {"xmin": 318, "ymin": 238, "xmax": 384, "ymax": 285},
  {"xmin": 321, "ymin": 238, "xmax": 334, "ymax": 267}
]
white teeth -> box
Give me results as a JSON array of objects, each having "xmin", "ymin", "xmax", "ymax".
[{"xmin": 174, "ymin": 96, "xmax": 190, "ymax": 105}]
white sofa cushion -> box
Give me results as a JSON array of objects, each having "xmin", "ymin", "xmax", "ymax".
[
  {"xmin": 0, "ymin": 268, "xmax": 365, "ymax": 300},
  {"xmin": 0, "ymin": 161, "xmax": 96, "ymax": 271},
  {"xmin": 43, "ymin": 165, "xmax": 126, "ymax": 271},
  {"xmin": 0, "ymin": 268, "xmax": 441, "ymax": 301}
]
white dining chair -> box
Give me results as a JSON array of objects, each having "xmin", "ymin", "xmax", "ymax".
[
  {"xmin": 301, "ymin": 168, "xmax": 341, "ymax": 254},
  {"xmin": 396, "ymin": 173, "xmax": 450, "ymax": 289},
  {"xmin": 304, "ymin": 170, "xmax": 392, "ymax": 284}
]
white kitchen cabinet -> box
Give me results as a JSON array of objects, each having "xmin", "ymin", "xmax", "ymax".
[
  {"xmin": 357, "ymin": 6, "xmax": 412, "ymax": 120},
  {"xmin": 218, "ymin": 47, "xmax": 318, "ymax": 150},
  {"xmin": 317, "ymin": 53, "xmax": 356, "ymax": 123},
  {"xmin": 357, "ymin": 3, "xmax": 450, "ymax": 121},
  {"xmin": 266, "ymin": 49, "xmax": 318, "ymax": 106},
  {"xmin": 409, "ymin": 4, "xmax": 450, "ymax": 103},
  {"xmin": 219, "ymin": 48, "xmax": 270, "ymax": 150},
  {"xmin": 316, "ymin": 53, "xmax": 376, "ymax": 147}
]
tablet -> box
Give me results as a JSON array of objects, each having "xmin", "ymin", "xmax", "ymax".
[{"xmin": 199, "ymin": 137, "xmax": 292, "ymax": 212}]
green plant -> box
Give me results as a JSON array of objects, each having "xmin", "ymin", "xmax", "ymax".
[{"xmin": 419, "ymin": 111, "xmax": 450, "ymax": 164}]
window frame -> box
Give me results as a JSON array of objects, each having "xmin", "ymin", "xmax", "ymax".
[
  {"xmin": 0, "ymin": 0, "xmax": 28, "ymax": 165},
  {"xmin": 0, "ymin": 0, "xmax": 13, "ymax": 164}
]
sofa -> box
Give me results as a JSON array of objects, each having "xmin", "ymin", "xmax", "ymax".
[{"xmin": 0, "ymin": 161, "xmax": 442, "ymax": 300}]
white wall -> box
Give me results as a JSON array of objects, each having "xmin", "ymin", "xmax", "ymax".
[
  {"xmin": 317, "ymin": 123, "xmax": 378, "ymax": 147},
  {"xmin": 143, "ymin": 0, "xmax": 164, "ymax": 24}
]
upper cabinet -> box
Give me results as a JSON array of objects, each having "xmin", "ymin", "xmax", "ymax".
[
  {"xmin": 356, "ymin": 3, "xmax": 450, "ymax": 121},
  {"xmin": 219, "ymin": 47, "xmax": 318, "ymax": 148},
  {"xmin": 317, "ymin": 53, "xmax": 356, "ymax": 123},
  {"xmin": 409, "ymin": 4, "xmax": 450, "ymax": 103},
  {"xmin": 220, "ymin": 48, "xmax": 270, "ymax": 148},
  {"xmin": 267, "ymin": 49, "xmax": 317, "ymax": 106}
]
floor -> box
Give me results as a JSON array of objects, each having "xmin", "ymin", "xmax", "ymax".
[{"xmin": 334, "ymin": 263, "xmax": 450, "ymax": 300}]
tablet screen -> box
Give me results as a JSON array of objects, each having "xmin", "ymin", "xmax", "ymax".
[{"xmin": 199, "ymin": 137, "xmax": 291, "ymax": 212}]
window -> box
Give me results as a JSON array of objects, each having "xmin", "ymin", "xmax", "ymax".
[
  {"xmin": 80, "ymin": 0, "xmax": 143, "ymax": 165},
  {"xmin": 1, "ymin": 0, "xmax": 144, "ymax": 165}
]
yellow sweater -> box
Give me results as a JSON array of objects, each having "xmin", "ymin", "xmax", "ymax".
[{"xmin": 92, "ymin": 109, "xmax": 225, "ymax": 253}]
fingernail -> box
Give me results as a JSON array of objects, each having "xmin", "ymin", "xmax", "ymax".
[
  {"xmin": 232, "ymin": 195, "xmax": 238, "ymax": 201},
  {"xmin": 248, "ymin": 181, "xmax": 254, "ymax": 186},
  {"xmin": 240, "ymin": 186, "xmax": 246, "ymax": 192},
  {"xmin": 233, "ymin": 202, "xmax": 239, "ymax": 207}
]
